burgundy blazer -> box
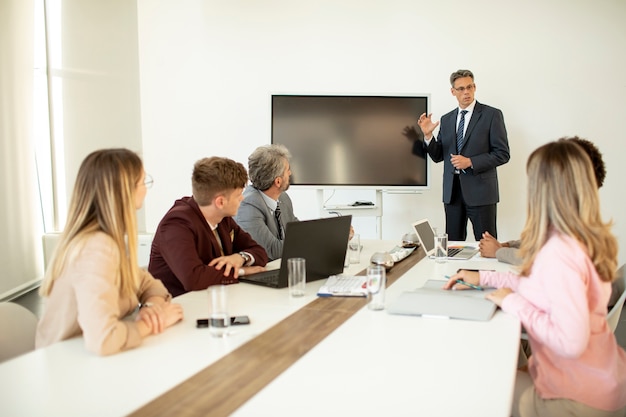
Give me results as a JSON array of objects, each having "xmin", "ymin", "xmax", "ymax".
[{"xmin": 148, "ymin": 196, "xmax": 268, "ymax": 297}]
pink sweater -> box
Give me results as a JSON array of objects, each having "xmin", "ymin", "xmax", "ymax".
[{"xmin": 481, "ymin": 232, "xmax": 626, "ymax": 411}]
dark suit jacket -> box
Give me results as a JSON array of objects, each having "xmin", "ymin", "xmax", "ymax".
[
  {"xmin": 426, "ymin": 101, "xmax": 510, "ymax": 206},
  {"xmin": 148, "ymin": 196, "xmax": 268, "ymax": 297},
  {"xmin": 234, "ymin": 185, "xmax": 299, "ymax": 261}
]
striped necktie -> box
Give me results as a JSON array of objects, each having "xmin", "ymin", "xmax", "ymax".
[
  {"xmin": 275, "ymin": 202, "xmax": 283, "ymax": 240},
  {"xmin": 456, "ymin": 110, "xmax": 468, "ymax": 153}
]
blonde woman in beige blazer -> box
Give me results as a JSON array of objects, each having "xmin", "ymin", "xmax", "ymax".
[{"xmin": 36, "ymin": 149, "xmax": 183, "ymax": 355}]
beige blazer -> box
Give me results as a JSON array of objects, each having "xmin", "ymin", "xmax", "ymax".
[{"xmin": 36, "ymin": 232, "xmax": 171, "ymax": 355}]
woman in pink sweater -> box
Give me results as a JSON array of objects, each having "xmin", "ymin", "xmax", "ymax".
[
  {"xmin": 445, "ymin": 139, "xmax": 626, "ymax": 416},
  {"xmin": 37, "ymin": 149, "xmax": 183, "ymax": 355}
]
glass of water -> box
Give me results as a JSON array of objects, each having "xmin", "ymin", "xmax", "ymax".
[
  {"xmin": 208, "ymin": 285, "xmax": 229, "ymax": 337},
  {"xmin": 435, "ymin": 232, "xmax": 448, "ymax": 263},
  {"xmin": 366, "ymin": 264, "xmax": 386, "ymax": 310},
  {"xmin": 288, "ymin": 257, "xmax": 306, "ymax": 297}
]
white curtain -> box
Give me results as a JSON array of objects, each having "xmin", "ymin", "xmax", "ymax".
[
  {"xmin": 45, "ymin": 0, "xmax": 144, "ymax": 229},
  {"xmin": 1, "ymin": 0, "xmax": 149, "ymax": 299},
  {"xmin": 0, "ymin": 0, "xmax": 45, "ymax": 299}
]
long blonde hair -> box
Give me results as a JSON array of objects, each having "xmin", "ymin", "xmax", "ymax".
[
  {"xmin": 518, "ymin": 139, "xmax": 617, "ymax": 281},
  {"xmin": 40, "ymin": 149, "xmax": 144, "ymax": 298}
]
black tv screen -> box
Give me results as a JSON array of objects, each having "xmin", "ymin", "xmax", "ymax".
[{"xmin": 271, "ymin": 95, "xmax": 428, "ymax": 189}]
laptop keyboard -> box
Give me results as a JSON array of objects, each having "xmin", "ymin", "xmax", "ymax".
[
  {"xmin": 249, "ymin": 270, "xmax": 279, "ymax": 283},
  {"xmin": 448, "ymin": 247, "xmax": 462, "ymax": 257},
  {"xmin": 318, "ymin": 275, "xmax": 367, "ymax": 297},
  {"xmin": 239, "ymin": 269, "xmax": 281, "ymax": 288}
]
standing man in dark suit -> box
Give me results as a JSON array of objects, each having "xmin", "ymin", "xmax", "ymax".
[{"xmin": 418, "ymin": 69, "xmax": 510, "ymax": 241}]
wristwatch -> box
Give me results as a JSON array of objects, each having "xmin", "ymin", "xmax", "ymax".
[{"xmin": 239, "ymin": 251, "xmax": 251, "ymax": 265}]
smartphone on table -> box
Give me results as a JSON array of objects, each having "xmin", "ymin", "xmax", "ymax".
[{"xmin": 196, "ymin": 316, "xmax": 250, "ymax": 328}]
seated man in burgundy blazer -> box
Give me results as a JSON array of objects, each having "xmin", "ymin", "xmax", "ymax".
[{"xmin": 149, "ymin": 156, "xmax": 268, "ymax": 297}]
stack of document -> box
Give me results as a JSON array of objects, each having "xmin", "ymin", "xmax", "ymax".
[{"xmin": 317, "ymin": 275, "xmax": 368, "ymax": 297}]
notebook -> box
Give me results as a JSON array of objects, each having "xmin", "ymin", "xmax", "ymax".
[
  {"xmin": 239, "ymin": 215, "xmax": 352, "ymax": 288},
  {"xmin": 317, "ymin": 274, "xmax": 368, "ymax": 297},
  {"xmin": 412, "ymin": 218, "xmax": 479, "ymax": 260},
  {"xmin": 387, "ymin": 280, "xmax": 497, "ymax": 321}
]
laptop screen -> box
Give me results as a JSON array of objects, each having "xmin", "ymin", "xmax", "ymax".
[
  {"xmin": 239, "ymin": 215, "xmax": 352, "ymax": 288},
  {"xmin": 282, "ymin": 215, "xmax": 352, "ymax": 281},
  {"xmin": 412, "ymin": 219, "xmax": 435, "ymax": 255}
]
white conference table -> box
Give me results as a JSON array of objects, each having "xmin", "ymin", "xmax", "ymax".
[
  {"xmin": 0, "ymin": 240, "xmax": 520, "ymax": 417},
  {"xmin": 232, "ymin": 248, "xmax": 520, "ymax": 417},
  {"xmin": 0, "ymin": 240, "xmax": 395, "ymax": 417}
]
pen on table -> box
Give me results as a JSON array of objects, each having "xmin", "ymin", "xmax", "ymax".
[
  {"xmin": 457, "ymin": 269, "xmax": 495, "ymax": 272},
  {"xmin": 445, "ymin": 275, "xmax": 484, "ymax": 291}
]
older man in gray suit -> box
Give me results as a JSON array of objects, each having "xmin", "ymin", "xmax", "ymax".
[
  {"xmin": 418, "ymin": 69, "xmax": 510, "ymax": 241},
  {"xmin": 234, "ymin": 144, "xmax": 299, "ymax": 261}
]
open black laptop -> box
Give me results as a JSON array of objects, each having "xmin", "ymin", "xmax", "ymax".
[{"xmin": 239, "ymin": 215, "xmax": 352, "ymax": 288}]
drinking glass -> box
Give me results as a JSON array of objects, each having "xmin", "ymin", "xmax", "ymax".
[
  {"xmin": 348, "ymin": 234, "xmax": 361, "ymax": 264},
  {"xmin": 366, "ymin": 265, "xmax": 386, "ymax": 310},
  {"xmin": 208, "ymin": 285, "xmax": 229, "ymax": 337},
  {"xmin": 288, "ymin": 257, "xmax": 306, "ymax": 297},
  {"xmin": 435, "ymin": 232, "xmax": 448, "ymax": 263}
]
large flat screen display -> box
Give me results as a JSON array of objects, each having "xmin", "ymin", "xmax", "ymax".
[{"xmin": 271, "ymin": 94, "xmax": 428, "ymax": 189}]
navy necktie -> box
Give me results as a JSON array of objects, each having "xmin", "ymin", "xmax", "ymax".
[
  {"xmin": 275, "ymin": 202, "xmax": 283, "ymax": 240},
  {"xmin": 456, "ymin": 110, "xmax": 468, "ymax": 153}
]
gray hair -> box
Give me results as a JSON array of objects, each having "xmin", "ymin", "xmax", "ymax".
[
  {"xmin": 449, "ymin": 69, "xmax": 474, "ymax": 86},
  {"xmin": 248, "ymin": 144, "xmax": 291, "ymax": 191}
]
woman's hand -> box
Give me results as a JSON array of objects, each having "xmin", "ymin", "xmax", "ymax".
[
  {"xmin": 479, "ymin": 232, "xmax": 503, "ymax": 258},
  {"xmin": 137, "ymin": 301, "xmax": 183, "ymax": 334},
  {"xmin": 442, "ymin": 270, "xmax": 480, "ymax": 290},
  {"xmin": 485, "ymin": 288, "xmax": 513, "ymax": 307}
]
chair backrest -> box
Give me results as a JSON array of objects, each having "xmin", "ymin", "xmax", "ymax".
[
  {"xmin": 0, "ymin": 302, "xmax": 39, "ymax": 363},
  {"xmin": 607, "ymin": 264, "xmax": 626, "ymax": 333}
]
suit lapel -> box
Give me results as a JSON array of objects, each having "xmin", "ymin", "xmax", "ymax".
[
  {"xmin": 448, "ymin": 112, "xmax": 458, "ymax": 151},
  {"xmin": 460, "ymin": 102, "xmax": 482, "ymax": 152}
]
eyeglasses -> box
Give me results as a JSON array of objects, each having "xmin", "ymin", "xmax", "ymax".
[
  {"xmin": 143, "ymin": 174, "xmax": 154, "ymax": 189},
  {"xmin": 453, "ymin": 84, "xmax": 475, "ymax": 93}
]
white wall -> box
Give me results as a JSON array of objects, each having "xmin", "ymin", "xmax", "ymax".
[{"xmin": 137, "ymin": 0, "xmax": 626, "ymax": 264}]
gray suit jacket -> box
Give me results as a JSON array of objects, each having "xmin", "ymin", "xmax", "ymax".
[
  {"xmin": 234, "ymin": 185, "xmax": 299, "ymax": 261},
  {"xmin": 496, "ymin": 239, "xmax": 522, "ymax": 265},
  {"xmin": 426, "ymin": 101, "xmax": 510, "ymax": 206}
]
